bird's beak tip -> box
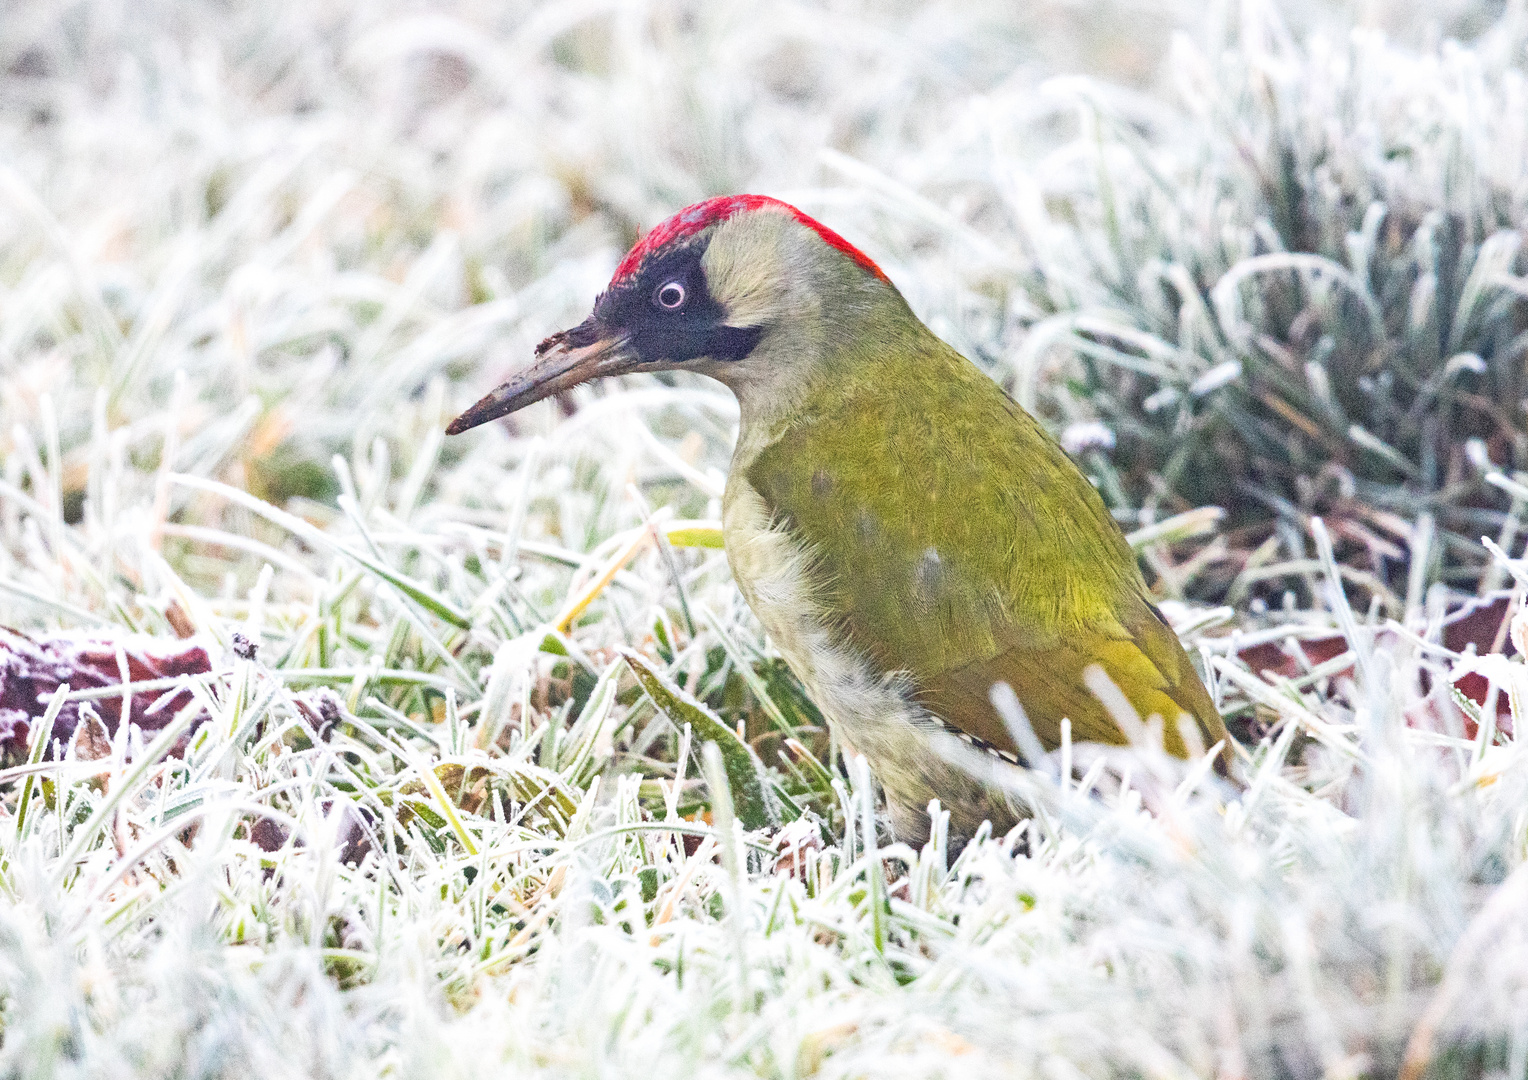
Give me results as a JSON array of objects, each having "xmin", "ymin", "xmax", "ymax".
[{"xmin": 444, "ymin": 328, "xmax": 633, "ymax": 436}]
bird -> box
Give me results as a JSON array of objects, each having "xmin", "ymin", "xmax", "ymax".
[{"xmin": 447, "ymin": 194, "xmax": 1233, "ymax": 845}]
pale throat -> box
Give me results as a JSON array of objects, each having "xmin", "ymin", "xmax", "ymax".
[{"xmin": 703, "ymin": 324, "xmax": 831, "ymax": 473}]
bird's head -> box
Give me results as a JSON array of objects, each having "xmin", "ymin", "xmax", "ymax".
[{"xmin": 446, "ymin": 194, "xmax": 900, "ymax": 434}]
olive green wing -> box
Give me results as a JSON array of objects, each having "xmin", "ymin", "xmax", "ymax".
[
  {"xmin": 746, "ymin": 346, "xmax": 1228, "ymax": 768},
  {"xmin": 919, "ymin": 592, "xmax": 1229, "ymax": 767}
]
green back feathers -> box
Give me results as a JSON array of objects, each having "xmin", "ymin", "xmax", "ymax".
[{"xmin": 744, "ymin": 331, "xmax": 1228, "ymax": 765}]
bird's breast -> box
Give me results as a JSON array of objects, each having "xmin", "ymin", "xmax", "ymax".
[
  {"xmin": 721, "ymin": 474, "xmax": 844, "ymax": 688},
  {"xmin": 720, "ymin": 473, "xmax": 915, "ymax": 747},
  {"xmin": 720, "ymin": 471, "xmax": 1025, "ymax": 843}
]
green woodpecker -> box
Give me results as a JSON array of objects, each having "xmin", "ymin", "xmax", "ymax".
[{"xmin": 448, "ymin": 195, "xmax": 1232, "ymax": 844}]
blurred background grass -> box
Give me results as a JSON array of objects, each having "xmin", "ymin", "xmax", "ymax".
[
  {"xmin": 3, "ymin": 1, "xmax": 1528, "ymax": 1077},
  {"xmin": 5, "ymin": 0, "xmax": 1527, "ymax": 616}
]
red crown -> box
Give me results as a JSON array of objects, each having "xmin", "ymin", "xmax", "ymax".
[{"xmin": 611, "ymin": 194, "xmax": 887, "ymax": 284}]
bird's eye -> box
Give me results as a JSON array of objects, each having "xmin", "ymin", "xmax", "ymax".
[{"xmin": 655, "ymin": 281, "xmax": 686, "ymax": 310}]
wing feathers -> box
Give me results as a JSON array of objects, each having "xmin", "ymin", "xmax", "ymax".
[
  {"xmin": 918, "ymin": 591, "xmax": 1227, "ymax": 767},
  {"xmin": 743, "ymin": 339, "xmax": 1231, "ymax": 772}
]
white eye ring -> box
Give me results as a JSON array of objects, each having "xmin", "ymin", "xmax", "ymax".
[{"xmin": 656, "ymin": 281, "xmax": 686, "ymax": 309}]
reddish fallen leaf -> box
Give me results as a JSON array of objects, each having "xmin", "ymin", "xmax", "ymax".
[
  {"xmin": 245, "ymin": 798, "xmax": 373, "ymax": 868},
  {"xmin": 1236, "ymin": 634, "xmax": 1350, "ymax": 681},
  {"xmin": 69, "ymin": 710, "xmax": 112, "ymax": 761},
  {"xmin": 1439, "ymin": 593, "xmax": 1517, "ymax": 657},
  {"xmin": 1441, "ymin": 592, "xmax": 1518, "ymax": 738},
  {"xmin": 1234, "ymin": 592, "xmax": 1518, "ymax": 736},
  {"xmin": 0, "ymin": 627, "xmax": 213, "ymax": 761},
  {"xmin": 247, "ymin": 816, "xmax": 290, "ymax": 854},
  {"xmin": 771, "ymin": 816, "xmax": 824, "ymax": 879}
]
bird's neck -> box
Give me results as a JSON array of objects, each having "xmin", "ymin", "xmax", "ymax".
[{"xmin": 709, "ymin": 283, "xmax": 929, "ymax": 475}]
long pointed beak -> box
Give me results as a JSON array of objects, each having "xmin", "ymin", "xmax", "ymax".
[{"xmin": 446, "ymin": 324, "xmax": 637, "ymax": 435}]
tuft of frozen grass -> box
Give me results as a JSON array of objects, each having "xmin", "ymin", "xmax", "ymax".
[
  {"xmin": 1000, "ymin": 7, "xmax": 1528, "ymax": 608},
  {"xmin": 1, "ymin": 0, "xmax": 1527, "ymax": 1076}
]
